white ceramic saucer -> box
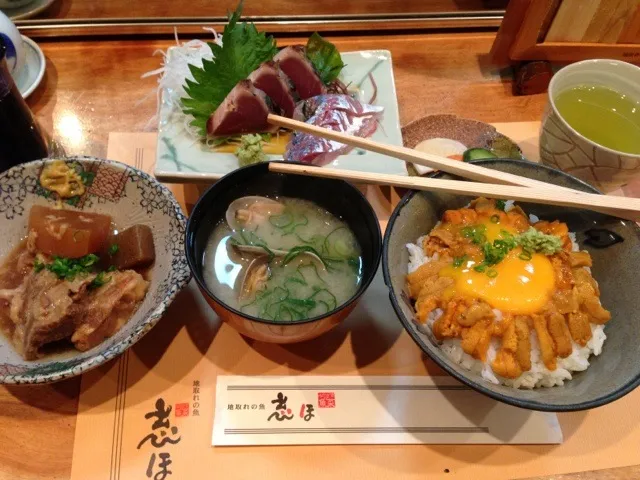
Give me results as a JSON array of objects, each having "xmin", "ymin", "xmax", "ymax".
[
  {"xmin": 2, "ymin": 0, "xmax": 56, "ymax": 20},
  {"xmin": 14, "ymin": 35, "xmax": 45, "ymax": 98}
]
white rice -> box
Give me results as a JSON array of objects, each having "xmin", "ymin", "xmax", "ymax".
[
  {"xmin": 407, "ymin": 235, "xmax": 429, "ymax": 273},
  {"xmin": 407, "ymin": 212, "xmax": 606, "ymax": 389}
]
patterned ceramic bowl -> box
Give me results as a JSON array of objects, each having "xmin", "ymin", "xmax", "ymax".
[
  {"xmin": 0, "ymin": 156, "xmax": 190, "ymax": 384},
  {"xmin": 186, "ymin": 162, "xmax": 382, "ymax": 344},
  {"xmin": 540, "ymin": 59, "xmax": 640, "ymax": 193}
]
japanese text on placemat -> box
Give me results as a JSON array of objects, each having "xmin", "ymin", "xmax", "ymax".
[
  {"xmin": 225, "ymin": 391, "xmax": 332, "ymax": 422},
  {"xmin": 137, "ymin": 398, "xmax": 182, "ymax": 479},
  {"xmin": 192, "ymin": 380, "xmax": 200, "ymax": 417},
  {"xmin": 228, "ymin": 403, "xmax": 266, "ymax": 410},
  {"xmin": 267, "ymin": 392, "xmax": 315, "ymax": 422}
]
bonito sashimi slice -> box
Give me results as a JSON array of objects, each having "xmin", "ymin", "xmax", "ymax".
[
  {"xmin": 206, "ymin": 80, "xmax": 275, "ymax": 137},
  {"xmin": 284, "ymin": 94, "xmax": 384, "ymax": 166}
]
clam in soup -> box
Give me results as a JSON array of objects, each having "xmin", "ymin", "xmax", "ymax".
[{"xmin": 203, "ymin": 196, "xmax": 362, "ymax": 321}]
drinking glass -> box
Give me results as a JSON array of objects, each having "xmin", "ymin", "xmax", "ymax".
[{"xmin": 0, "ymin": 35, "xmax": 48, "ymax": 171}]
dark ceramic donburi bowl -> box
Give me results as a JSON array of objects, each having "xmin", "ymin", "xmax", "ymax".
[
  {"xmin": 383, "ymin": 159, "xmax": 640, "ymax": 411},
  {"xmin": 186, "ymin": 162, "xmax": 382, "ymax": 343}
]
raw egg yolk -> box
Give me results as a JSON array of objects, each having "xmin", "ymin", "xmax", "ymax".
[
  {"xmin": 440, "ymin": 248, "xmax": 556, "ymax": 315},
  {"xmin": 481, "ymin": 216, "xmax": 516, "ymax": 242}
]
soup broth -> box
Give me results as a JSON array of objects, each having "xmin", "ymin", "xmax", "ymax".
[{"xmin": 203, "ymin": 197, "xmax": 362, "ymax": 321}]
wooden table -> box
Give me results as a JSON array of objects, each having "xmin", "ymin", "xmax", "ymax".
[{"xmin": 0, "ymin": 31, "xmax": 637, "ymax": 480}]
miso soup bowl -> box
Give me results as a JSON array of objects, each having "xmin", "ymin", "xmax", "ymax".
[{"xmin": 185, "ymin": 162, "xmax": 382, "ymax": 344}]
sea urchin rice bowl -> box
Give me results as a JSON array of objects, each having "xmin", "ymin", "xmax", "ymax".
[{"xmin": 405, "ymin": 198, "xmax": 610, "ymax": 389}]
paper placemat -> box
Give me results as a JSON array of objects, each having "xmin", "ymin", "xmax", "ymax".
[
  {"xmin": 213, "ymin": 376, "xmax": 562, "ymax": 446},
  {"xmin": 68, "ymin": 123, "xmax": 640, "ymax": 480}
]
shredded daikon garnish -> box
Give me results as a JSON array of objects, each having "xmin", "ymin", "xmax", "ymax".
[{"xmin": 142, "ymin": 28, "xmax": 222, "ymax": 141}]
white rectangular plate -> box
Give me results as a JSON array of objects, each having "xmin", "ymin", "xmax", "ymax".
[
  {"xmin": 155, "ymin": 49, "xmax": 404, "ymax": 183},
  {"xmin": 213, "ymin": 375, "xmax": 563, "ymax": 446}
]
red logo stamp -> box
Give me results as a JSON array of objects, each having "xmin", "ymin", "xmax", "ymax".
[
  {"xmin": 175, "ymin": 402, "xmax": 190, "ymax": 417},
  {"xmin": 318, "ymin": 392, "xmax": 335, "ymax": 408}
]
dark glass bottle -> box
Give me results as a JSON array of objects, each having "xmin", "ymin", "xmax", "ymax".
[{"xmin": 0, "ymin": 36, "xmax": 48, "ymax": 172}]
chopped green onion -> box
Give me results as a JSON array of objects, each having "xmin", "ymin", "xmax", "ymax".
[
  {"xmin": 519, "ymin": 250, "xmax": 533, "ymax": 261},
  {"xmin": 89, "ymin": 272, "xmax": 111, "ymax": 289},
  {"xmin": 452, "ymin": 255, "xmax": 467, "ymax": 268},
  {"xmin": 486, "ymin": 269, "xmax": 498, "ymax": 278},
  {"xmin": 493, "ymin": 239, "xmax": 508, "ymax": 249},
  {"xmin": 461, "ymin": 224, "xmax": 488, "ymax": 245},
  {"xmin": 282, "ymin": 246, "xmax": 326, "ymax": 268},
  {"xmin": 79, "ymin": 170, "xmax": 95, "ymax": 186},
  {"xmin": 46, "ymin": 254, "xmax": 100, "ymax": 281},
  {"xmin": 333, "ymin": 238, "xmax": 354, "ymax": 257},
  {"xmin": 316, "ymin": 300, "xmax": 330, "ymax": 314},
  {"xmin": 33, "ymin": 260, "xmax": 45, "ymax": 273},
  {"xmin": 323, "ymin": 226, "xmax": 347, "ymax": 256},
  {"xmin": 79, "ymin": 254, "xmax": 99, "ymax": 268},
  {"xmin": 444, "ymin": 204, "xmax": 564, "ymax": 274},
  {"xmin": 236, "ymin": 229, "xmax": 268, "ymax": 248},
  {"xmin": 257, "ymin": 245, "xmax": 275, "ymax": 261},
  {"xmin": 280, "ymin": 214, "xmax": 308, "ymax": 235},
  {"xmin": 285, "ymin": 275, "xmax": 306, "ymax": 286},
  {"xmin": 269, "ymin": 212, "xmax": 293, "ymax": 228},
  {"xmin": 108, "ymin": 244, "xmax": 119, "ymax": 256},
  {"xmin": 34, "ymin": 253, "xmax": 115, "ymax": 283}
]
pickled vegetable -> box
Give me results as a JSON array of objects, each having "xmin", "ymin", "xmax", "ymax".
[{"xmin": 462, "ymin": 148, "xmax": 497, "ymax": 162}]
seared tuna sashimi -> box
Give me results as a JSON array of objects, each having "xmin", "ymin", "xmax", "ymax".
[
  {"xmin": 206, "ymin": 80, "xmax": 272, "ymax": 137},
  {"xmin": 249, "ymin": 61, "xmax": 296, "ymax": 118},
  {"xmin": 274, "ymin": 46, "xmax": 326, "ymax": 100},
  {"xmin": 285, "ymin": 94, "xmax": 384, "ymax": 166}
]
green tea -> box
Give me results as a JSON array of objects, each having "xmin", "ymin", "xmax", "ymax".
[{"xmin": 555, "ymin": 84, "xmax": 640, "ymax": 154}]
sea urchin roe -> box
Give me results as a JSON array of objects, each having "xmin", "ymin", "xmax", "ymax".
[
  {"xmin": 406, "ymin": 198, "xmax": 612, "ymax": 379},
  {"xmin": 491, "ymin": 349, "xmax": 522, "ymax": 379}
]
